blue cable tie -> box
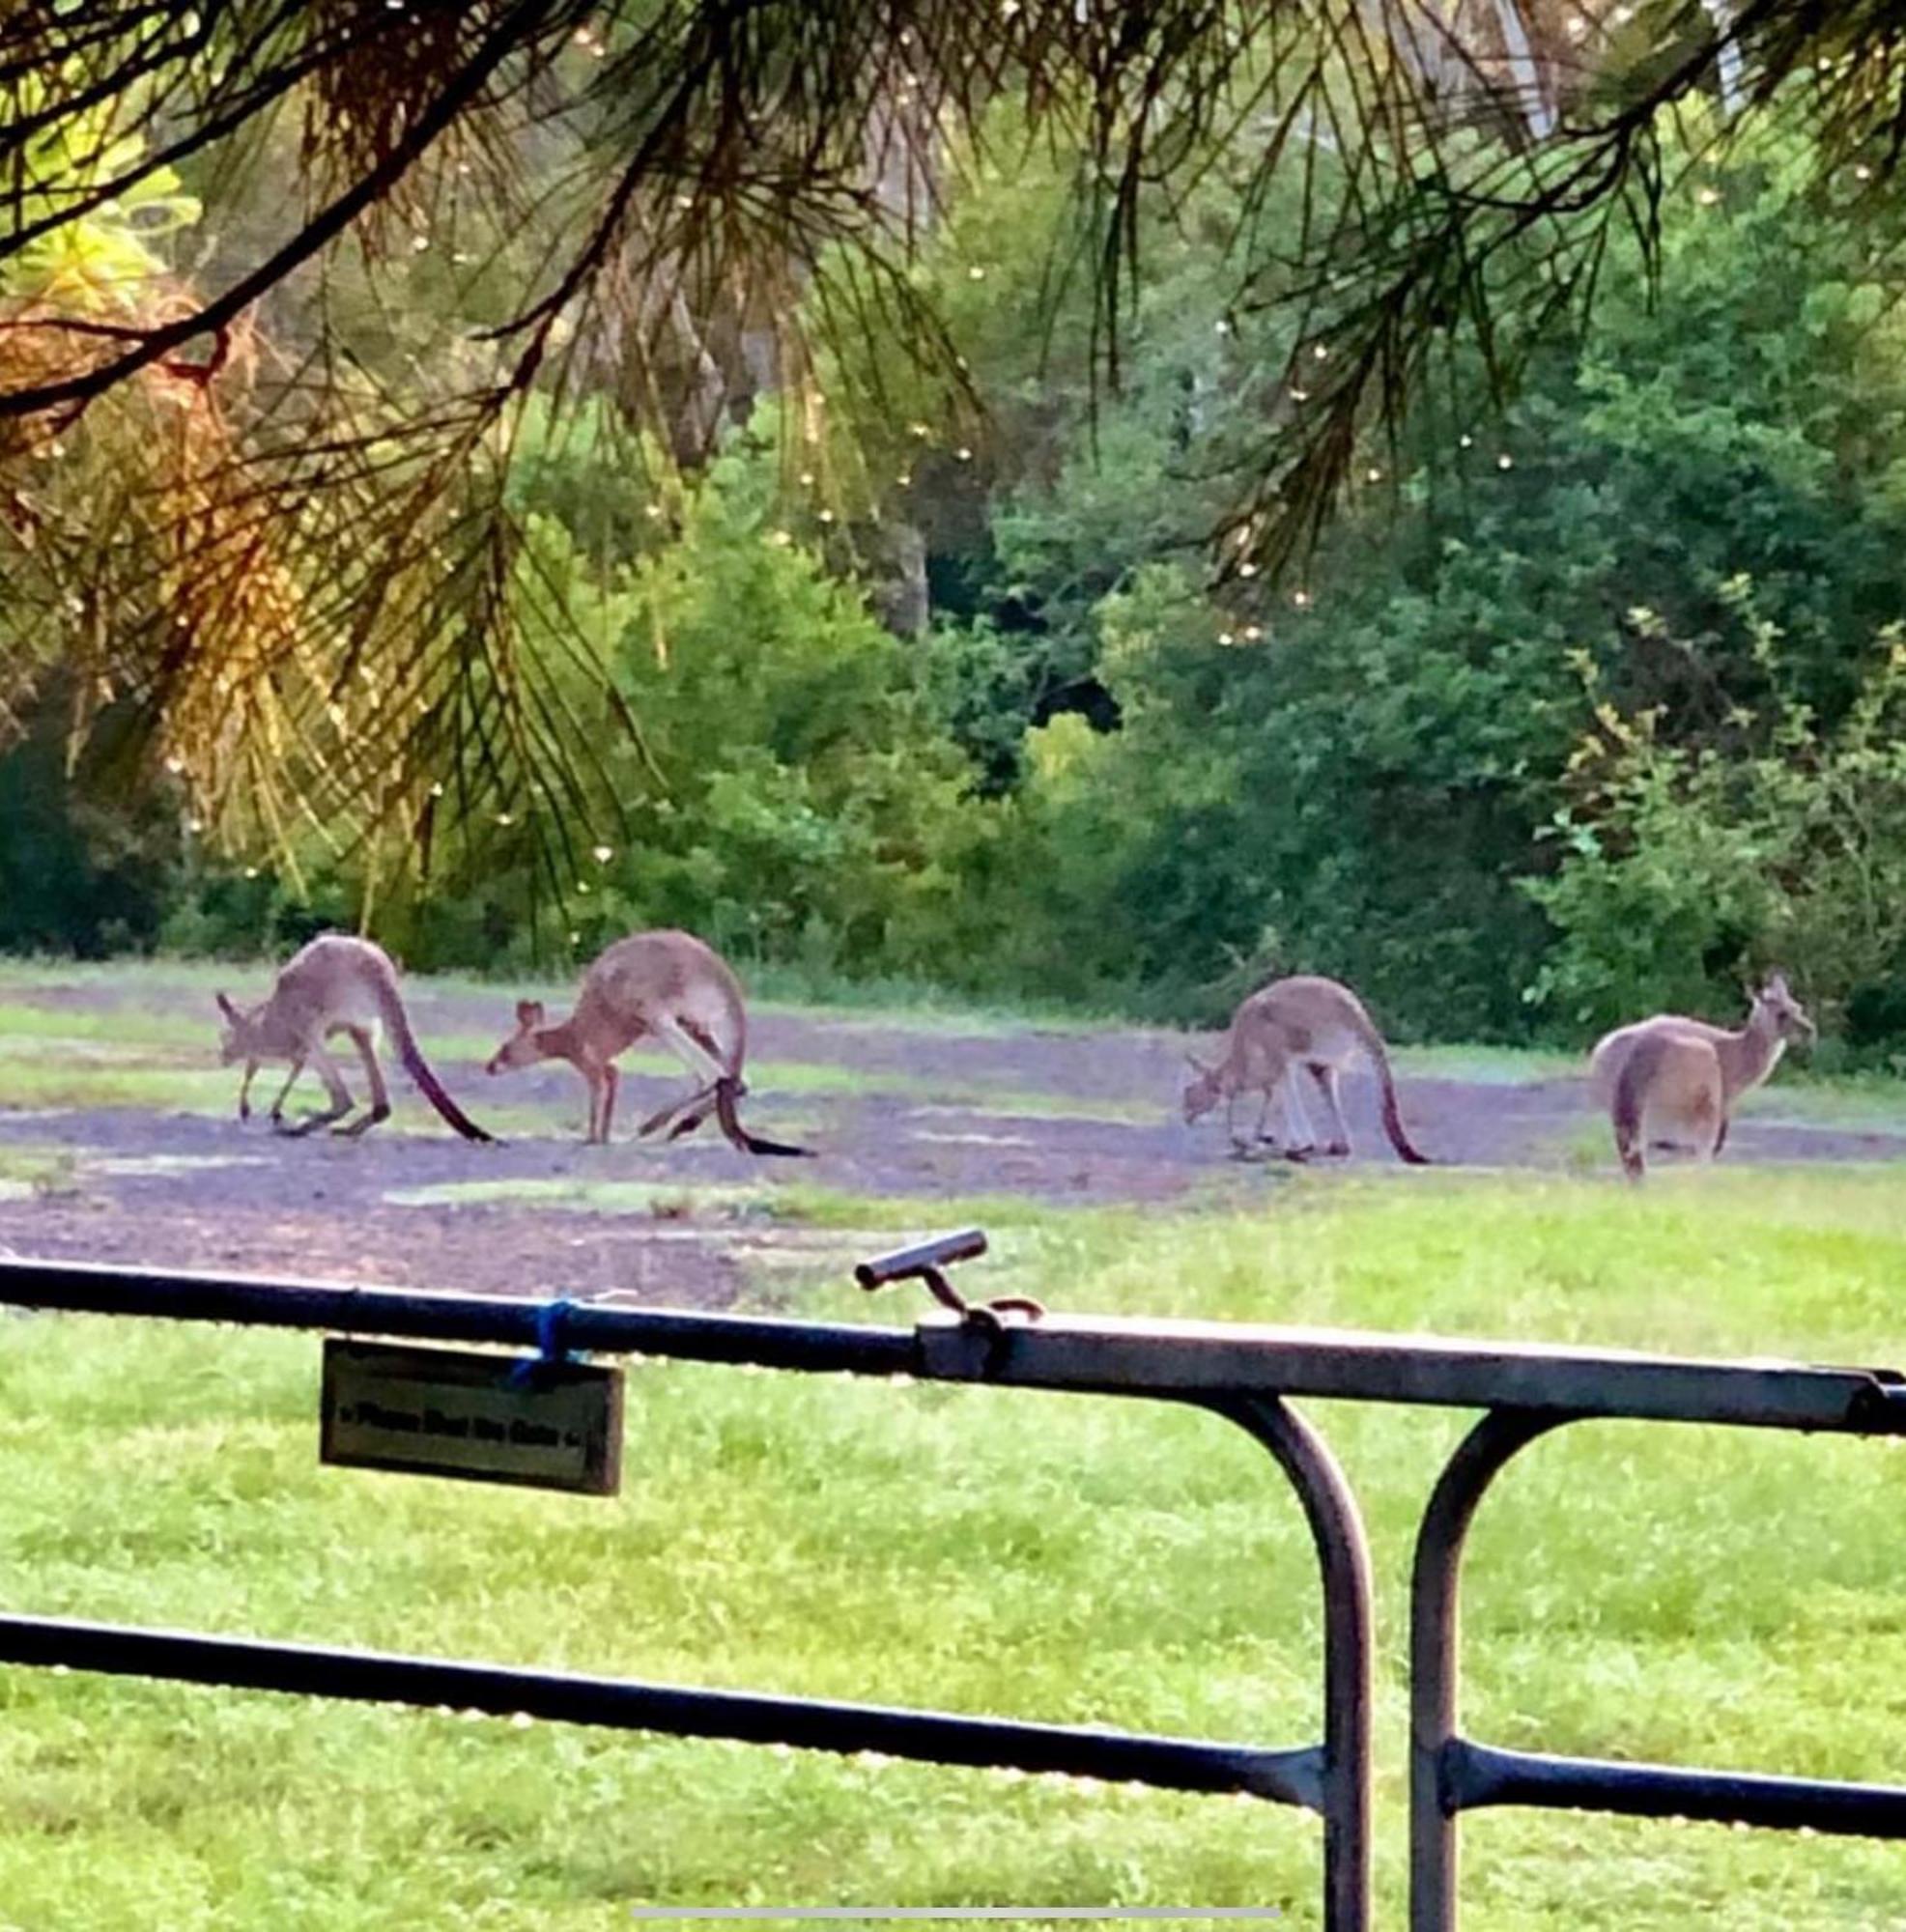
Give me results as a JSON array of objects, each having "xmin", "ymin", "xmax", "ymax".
[{"xmin": 512, "ymin": 1296, "xmax": 579, "ymax": 1384}]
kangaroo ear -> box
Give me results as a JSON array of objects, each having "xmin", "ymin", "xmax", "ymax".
[
  {"xmin": 215, "ymin": 991, "xmax": 239, "ymax": 1022},
  {"xmin": 516, "ymin": 999, "xmax": 544, "ymax": 1029}
]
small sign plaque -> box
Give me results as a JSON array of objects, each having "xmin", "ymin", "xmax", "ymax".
[{"xmin": 321, "ymin": 1339, "xmax": 622, "ymax": 1495}]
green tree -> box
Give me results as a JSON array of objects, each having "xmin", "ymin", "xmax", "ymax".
[
  {"xmin": 951, "ymin": 120, "xmax": 1906, "ymax": 1040},
  {"xmin": 10, "ymin": 1, "xmax": 1904, "ymax": 851}
]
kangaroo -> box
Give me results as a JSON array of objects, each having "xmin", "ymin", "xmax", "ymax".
[
  {"xmin": 214, "ymin": 935, "xmax": 494, "ymax": 1142},
  {"xmin": 1589, "ymin": 971, "xmax": 1815, "ymax": 1180},
  {"xmin": 485, "ymin": 929, "xmax": 810, "ymax": 1157},
  {"xmin": 1181, "ymin": 974, "xmax": 1430, "ymax": 1164}
]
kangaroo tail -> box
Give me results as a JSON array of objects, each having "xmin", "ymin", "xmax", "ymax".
[
  {"xmin": 371, "ymin": 967, "xmax": 496, "ymax": 1143},
  {"xmin": 1611, "ymin": 1042, "xmax": 1660, "ymax": 1182},
  {"xmin": 1350, "ymin": 1010, "xmax": 1430, "ymax": 1165},
  {"xmin": 713, "ymin": 1076, "xmax": 811, "ymax": 1158}
]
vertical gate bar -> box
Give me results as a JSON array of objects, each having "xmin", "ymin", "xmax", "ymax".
[
  {"xmin": 1408, "ymin": 1409, "xmax": 1563, "ymax": 1932},
  {"xmin": 1212, "ymin": 1396, "xmax": 1375, "ymax": 1932}
]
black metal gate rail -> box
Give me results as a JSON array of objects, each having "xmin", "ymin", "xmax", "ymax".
[
  {"xmin": 6, "ymin": 1253, "xmax": 1906, "ymax": 1929},
  {"xmin": 917, "ymin": 1310, "xmax": 1906, "ymax": 1929}
]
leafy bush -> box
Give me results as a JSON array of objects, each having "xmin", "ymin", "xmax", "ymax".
[
  {"xmin": 0, "ymin": 696, "xmax": 180, "ymax": 956},
  {"xmin": 1526, "ymin": 613, "xmax": 1906, "ymax": 1056}
]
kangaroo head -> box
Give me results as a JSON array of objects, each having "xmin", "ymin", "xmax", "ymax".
[
  {"xmin": 1753, "ymin": 970, "xmax": 1816, "ymax": 1046},
  {"xmin": 486, "ymin": 999, "xmax": 549, "ymax": 1075},
  {"xmin": 213, "ymin": 991, "xmax": 265, "ymax": 1066},
  {"xmin": 1181, "ymin": 1052, "xmax": 1223, "ymax": 1124}
]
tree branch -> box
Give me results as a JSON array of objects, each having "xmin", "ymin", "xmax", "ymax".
[{"xmin": 0, "ymin": 0, "xmax": 561, "ymax": 421}]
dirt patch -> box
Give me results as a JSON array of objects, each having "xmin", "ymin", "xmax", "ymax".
[
  {"xmin": 0, "ymin": 1196, "xmax": 748, "ymax": 1302},
  {"xmin": 0, "ymin": 968, "xmax": 1901, "ymax": 1302}
]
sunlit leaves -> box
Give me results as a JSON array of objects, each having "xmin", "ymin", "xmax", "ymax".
[{"xmin": 5, "ymin": 0, "xmax": 1906, "ymax": 904}]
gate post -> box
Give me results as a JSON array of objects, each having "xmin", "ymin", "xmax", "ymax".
[
  {"xmin": 1408, "ymin": 1409, "xmax": 1560, "ymax": 1932},
  {"xmin": 1214, "ymin": 1396, "xmax": 1374, "ymax": 1932}
]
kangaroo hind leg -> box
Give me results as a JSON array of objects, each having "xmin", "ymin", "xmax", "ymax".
[
  {"xmin": 332, "ymin": 1026, "xmax": 393, "ymax": 1137},
  {"xmin": 640, "ymin": 1012, "xmax": 728, "ymax": 1142},
  {"xmin": 637, "ymin": 1081, "xmax": 720, "ymax": 1142},
  {"xmin": 1694, "ymin": 1088, "xmax": 1727, "ymax": 1165},
  {"xmin": 277, "ymin": 1046, "xmax": 355, "ymax": 1137},
  {"xmin": 1307, "ymin": 1063, "xmax": 1351, "ymax": 1157},
  {"xmin": 1276, "ymin": 1066, "xmax": 1316, "ymax": 1161},
  {"xmin": 651, "ymin": 1012, "xmax": 730, "ymax": 1086}
]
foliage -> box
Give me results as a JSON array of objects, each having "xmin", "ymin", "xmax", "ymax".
[
  {"xmin": 0, "ymin": 693, "xmax": 180, "ymax": 958},
  {"xmin": 11, "ymin": 109, "xmax": 1906, "ymax": 1056},
  {"xmin": 0, "ymin": 75, "xmax": 211, "ymax": 750},
  {"xmin": 0, "ymin": 72, "xmax": 199, "ymax": 308},
  {"xmin": 1527, "ymin": 616, "xmax": 1906, "ymax": 1057},
  {"xmin": 887, "ymin": 118, "xmax": 1906, "ymax": 1043},
  {"xmin": 392, "ymin": 425, "xmax": 996, "ymax": 981},
  {"xmin": 15, "ymin": 0, "xmax": 1906, "ymax": 854}
]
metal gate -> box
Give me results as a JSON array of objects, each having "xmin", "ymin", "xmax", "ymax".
[{"xmin": 5, "ymin": 1236, "xmax": 1906, "ymax": 1929}]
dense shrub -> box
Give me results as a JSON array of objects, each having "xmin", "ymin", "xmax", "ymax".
[
  {"xmin": 1527, "ymin": 617, "xmax": 1906, "ymax": 1057},
  {"xmin": 0, "ymin": 696, "xmax": 178, "ymax": 956}
]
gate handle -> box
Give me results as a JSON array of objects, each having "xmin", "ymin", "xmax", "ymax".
[{"xmin": 853, "ymin": 1228, "xmax": 1044, "ymax": 1327}]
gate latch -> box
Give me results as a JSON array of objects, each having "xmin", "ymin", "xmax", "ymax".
[{"xmin": 853, "ymin": 1228, "xmax": 1045, "ymax": 1333}]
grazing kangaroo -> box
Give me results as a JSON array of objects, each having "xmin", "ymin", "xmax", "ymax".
[
  {"xmin": 215, "ymin": 935, "xmax": 494, "ymax": 1142},
  {"xmin": 485, "ymin": 929, "xmax": 809, "ymax": 1157},
  {"xmin": 1181, "ymin": 974, "xmax": 1430, "ymax": 1164},
  {"xmin": 1589, "ymin": 971, "xmax": 1815, "ymax": 1180}
]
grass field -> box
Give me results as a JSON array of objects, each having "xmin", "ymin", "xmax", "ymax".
[{"xmin": 7, "ymin": 1165, "xmax": 1906, "ymax": 1929}]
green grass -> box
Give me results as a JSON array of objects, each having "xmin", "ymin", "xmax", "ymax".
[
  {"xmin": 1392, "ymin": 1041, "xmax": 1581, "ymax": 1083},
  {"xmin": 382, "ymin": 1177, "xmax": 791, "ymax": 1218},
  {"xmin": 1733, "ymin": 1075, "xmax": 1906, "ymax": 1129},
  {"xmin": 0, "ymin": 1059, "xmax": 558, "ymax": 1135},
  {"xmin": 0, "ymin": 1144, "xmax": 81, "ymax": 1199},
  {"xmin": 0, "ymin": 1061, "xmax": 236, "ymax": 1113},
  {"xmin": 0, "ymin": 952, "xmax": 1118, "ymax": 1039},
  {"xmin": 0, "ymin": 1036, "xmax": 1145, "ymax": 1135},
  {"xmin": 1392, "ymin": 1037, "xmax": 1906, "ymax": 1127},
  {"xmin": 0, "ymin": 1001, "xmax": 214, "ymax": 1050},
  {"xmin": 0, "ymin": 1007, "xmax": 1151, "ymax": 1126},
  {"xmin": 743, "ymin": 960, "xmax": 1124, "ymax": 1034},
  {"xmin": 8, "ymin": 1173, "xmax": 1906, "ymax": 1927},
  {"xmin": 910, "ymin": 1091, "xmax": 1160, "ymax": 1125}
]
